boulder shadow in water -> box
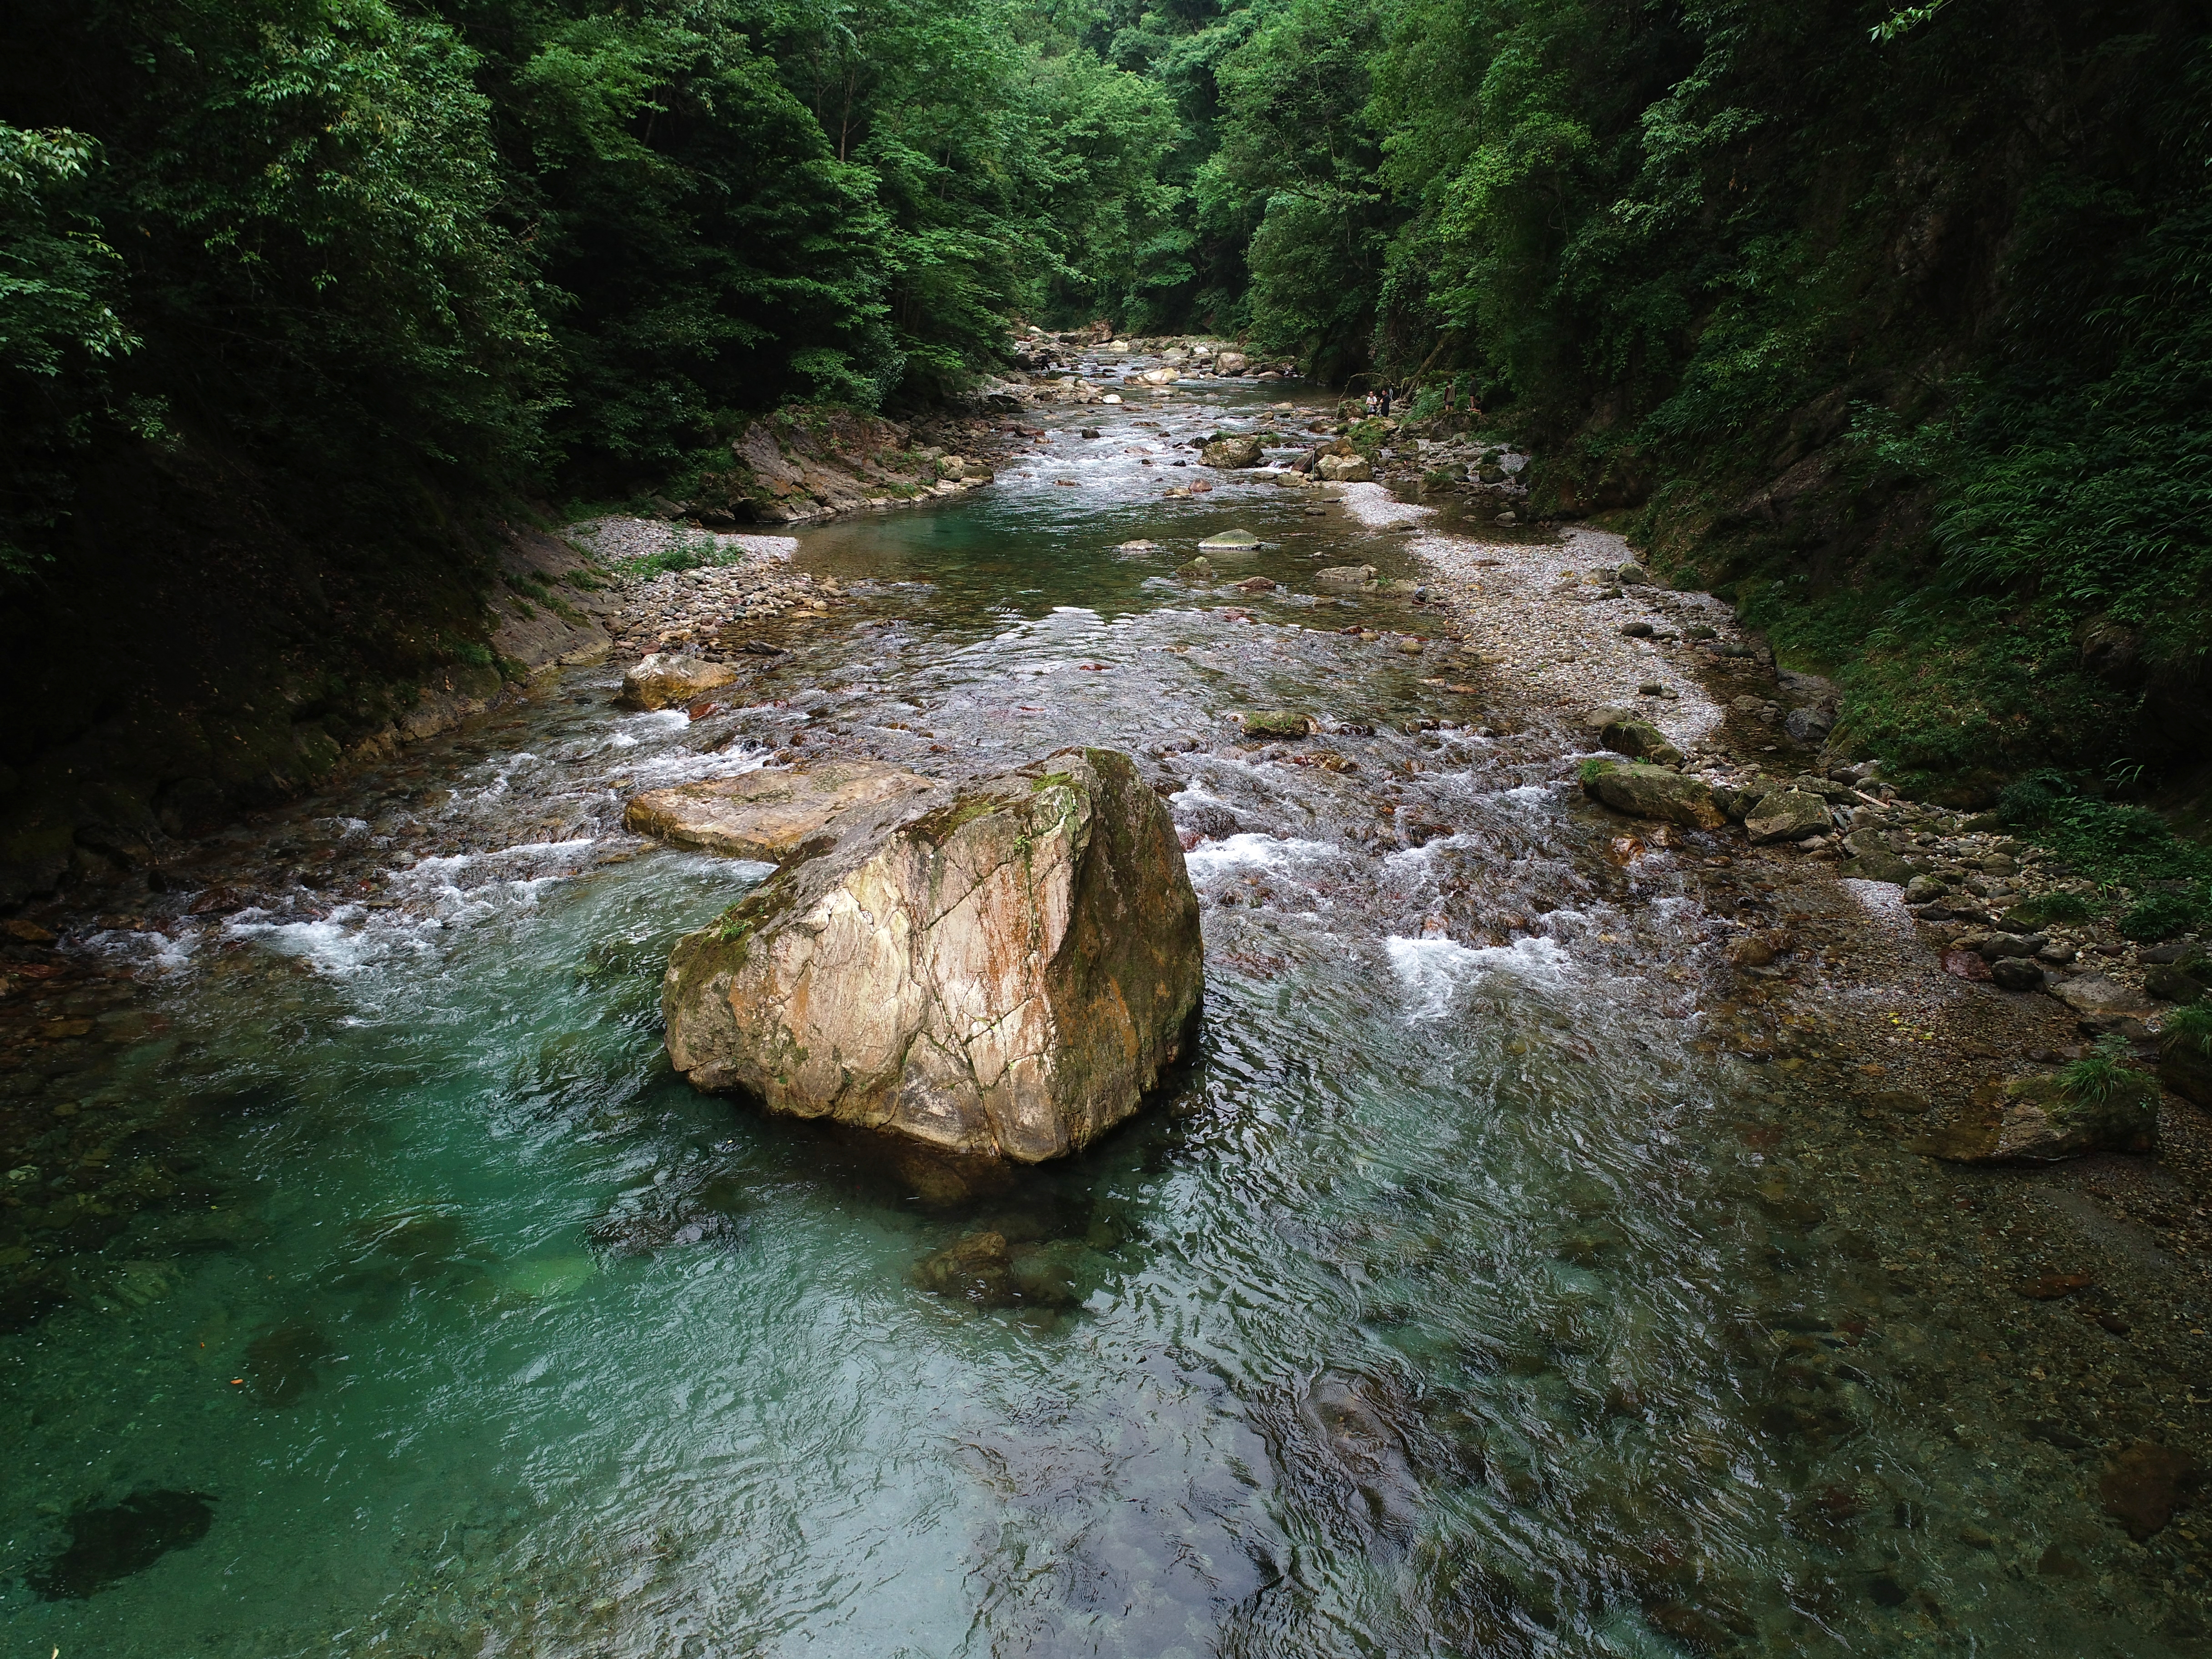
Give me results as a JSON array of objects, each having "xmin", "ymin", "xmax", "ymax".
[
  {"xmin": 244, "ymin": 1319, "xmax": 331, "ymax": 1405},
  {"xmin": 30, "ymin": 1488, "xmax": 216, "ymax": 1599}
]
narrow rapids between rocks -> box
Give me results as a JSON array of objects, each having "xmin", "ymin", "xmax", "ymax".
[{"xmin": 2, "ymin": 384, "xmax": 2200, "ymax": 1656}]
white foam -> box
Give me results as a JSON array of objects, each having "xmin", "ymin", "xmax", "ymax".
[
  {"xmin": 1184, "ymin": 833, "xmax": 1337, "ymax": 876},
  {"xmin": 1492, "ymin": 784, "xmax": 1559, "ymax": 807},
  {"xmin": 1386, "ymin": 933, "xmax": 1574, "ymax": 1018}
]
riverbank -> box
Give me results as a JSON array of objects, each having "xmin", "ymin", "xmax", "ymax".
[{"xmin": 1387, "ymin": 485, "xmax": 2212, "ymax": 1591}]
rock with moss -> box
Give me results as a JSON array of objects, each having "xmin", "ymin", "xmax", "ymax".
[
  {"xmin": 1235, "ymin": 709, "xmax": 1314, "ymax": 739},
  {"xmin": 2145, "ymin": 963, "xmax": 2206, "ymax": 1004},
  {"xmin": 1913, "ymin": 1069, "xmax": 2159, "ymax": 1163},
  {"xmin": 1579, "ymin": 758, "xmax": 1725, "ymax": 830},
  {"xmin": 623, "ymin": 760, "xmax": 945, "ymax": 860},
  {"xmin": 1201, "ymin": 434, "xmax": 1263, "ymax": 468},
  {"xmin": 1743, "ymin": 788, "xmax": 1833, "ymax": 845},
  {"xmin": 1598, "ymin": 717, "xmax": 1683, "ymax": 768},
  {"xmin": 662, "ymin": 748, "xmax": 1203, "ymax": 1163}
]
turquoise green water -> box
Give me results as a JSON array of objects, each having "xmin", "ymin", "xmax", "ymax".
[{"xmin": 0, "ymin": 385, "xmax": 2199, "ymax": 1654}]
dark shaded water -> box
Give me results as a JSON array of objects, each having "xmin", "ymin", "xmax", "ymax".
[{"xmin": 0, "ymin": 385, "xmax": 2198, "ymax": 1654}]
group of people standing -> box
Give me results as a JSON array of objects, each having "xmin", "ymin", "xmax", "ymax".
[{"xmin": 1362, "ymin": 380, "xmax": 1479, "ymax": 418}]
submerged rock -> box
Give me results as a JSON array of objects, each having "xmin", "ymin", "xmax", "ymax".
[
  {"xmin": 1913, "ymin": 1071, "xmax": 2159, "ymax": 1163},
  {"xmin": 1314, "ymin": 563, "xmax": 1378, "ymax": 590},
  {"xmin": 624, "ymin": 760, "xmax": 945, "ymax": 861},
  {"xmin": 30, "ymin": 1489, "xmax": 216, "ymax": 1600},
  {"xmin": 620, "ymin": 653, "xmax": 739, "ymax": 710},
  {"xmin": 1579, "ymin": 758, "xmax": 1725, "ymax": 830},
  {"xmin": 913, "ymin": 1230, "xmax": 1015, "ymax": 1302},
  {"xmin": 662, "ymin": 748, "xmax": 1202, "ymax": 1162},
  {"xmin": 2101, "ymin": 1442, "xmax": 2202, "ymax": 1541}
]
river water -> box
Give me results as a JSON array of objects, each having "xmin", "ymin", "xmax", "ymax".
[{"xmin": 0, "ymin": 385, "xmax": 2196, "ymax": 1655}]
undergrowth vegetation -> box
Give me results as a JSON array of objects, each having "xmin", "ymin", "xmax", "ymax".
[{"xmin": 1, "ymin": 0, "xmax": 2205, "ymax": 883}]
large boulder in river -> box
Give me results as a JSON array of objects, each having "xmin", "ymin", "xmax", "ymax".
[
  {"xmin": 624, "ymin": 760, "xmax": 944, "ymax": 860},
  {"xmin": 1316, "ymin": 453, "xmax": 1374, "ymax": 483},
  {"xmin": 1579, "ymin": 758, "xmax": 1725, "ymax": 830},
  {"xmin": 621, "ymin": 653, "xmax": 738, "ymax": 710},
  {"xmin": 661, "ymin": 748, "xmax": 1203, "ymax": 1162},
  {"xmin": 1202, "ymin": 434, "xmax": 1263, "ymax": 468}
]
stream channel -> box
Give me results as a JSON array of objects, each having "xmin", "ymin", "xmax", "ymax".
[{"xmin": 0, "ymin": 383, "xmax": 2193, "ymax": 1656}]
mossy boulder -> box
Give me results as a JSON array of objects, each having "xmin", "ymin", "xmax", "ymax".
[
  {"xmin": 1598, "ymin": 717, "xmax": 1683, "ymax": 768},
  {"xmin": 1913, "ymin": 1071, "xmax": 2160, "ymax": 1163},
  {"xmin": 1743, "ymin": 788, "xmax": 1834, "ymax": 845},
  {"xmin": 1579, "ymin": 758, "xmax": 1725, "ymax": 830},
  {"xmin": 661, "ymin": 748, "xmax": 1202, "ymax": 1163},
  {"xmin": 1235, "ymin": 709, "xmax": 1314, "ymax": 739}
]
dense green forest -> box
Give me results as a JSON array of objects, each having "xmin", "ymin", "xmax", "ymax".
[{"xmin": 1, "ymin": 0, "xmax": 2207, "ymax": 819}]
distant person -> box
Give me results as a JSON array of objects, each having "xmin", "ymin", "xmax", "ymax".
[
  {"xmin": 1443, "ymin": 382, "xmax": 1455, "ymax": 414},
  {"xmin": 1379, "ymin": 385, "xmax": 1393, "ymax": 417}
]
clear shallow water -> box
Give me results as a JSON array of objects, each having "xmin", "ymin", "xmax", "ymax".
[{"xmin": 0, "ymin": 387, "xmax": 2196, "ymax": 1654}]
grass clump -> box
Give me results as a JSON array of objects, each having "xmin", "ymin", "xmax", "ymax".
[
  {"xmin": 612, "ymin": 532, "xmax": 745, "ymax": 583},
  {"xmin": 2060, "ymin": 1036, "xmax": 2137, "ymax": 1106},
  {"xmin": 2164, "ymin": 1004, "xmax": 2212, "ymax": 1056},
  {"xmin": 2002, "ymin": 891, "xmax": 2093, "ymax": 929},
  {"xmin": 2121, "ymin": 893, "xmax": 2200, "ymax": 943}
]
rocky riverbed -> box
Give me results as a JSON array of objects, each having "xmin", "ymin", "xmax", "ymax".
[{"xmin": 4, "ymin": 365, "xmax": 2211, "ymax": 1654}]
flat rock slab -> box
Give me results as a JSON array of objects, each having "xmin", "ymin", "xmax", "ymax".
[
  {"xmin": 2052, "ymin": 973, "xmax": 2152, "ymax": 1016},
  {"xmin": 624, "ymin": 760, "xmax": 945, "ymax": 860},
  {"xmin": 621, "ymin": 653, "xmax": 738, "ymax": 710}
]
